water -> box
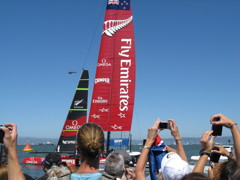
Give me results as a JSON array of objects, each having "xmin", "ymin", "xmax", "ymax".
[
  {"xmin": 18, "ymin": 144, "xmax": 56, "ymax": 178},
  {"xmin": 18, "ymin": 144, "xmax": 201, "ymax": 178}
]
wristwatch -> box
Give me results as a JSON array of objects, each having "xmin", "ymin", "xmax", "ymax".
[{"xmin": 199, "ymin": 149, "xmax": 210, "ymax": 157}]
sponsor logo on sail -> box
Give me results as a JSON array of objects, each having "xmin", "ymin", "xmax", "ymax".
[
  {"xmin": 95, "ymin": 78, "xmax": 110, "ymax": 84},
  {"xmin": 74, "ymin": 99, "xmax": 84, "ymax": 108},
  {"xmin": 99, "ymin": 108, "xmax": 109, "ymax": 112},
  {"xmin": 103, "ymin": 16, "xmax": 133, "ymax": 37},
  {"xmin": 91, "ymin": 114, "xmax": 100, "ymax": 119},
  {"xmin": 93, "ymin": 97, "xmax": 108, "ymax": 103},
  {"xmin": 65, "ymin": 120, "xmax": 81, "ymax": 130},
  {"xmin": 118, "ymin": 38, "xmax": 132, "ymax": 112},
  {"xmin": 118, "ymin": 112, "xmax": 126, "ymax": 118},
  {"xmin": 62, "ymin": 140, "xmax": 76, "ymax": 144},
  {"xmin": 97, "ymin": 59, "xmax": 111, "ymax": 67},
  {"xmin": 111, "ymin": 124, "xmax": 123, "ymax": 130}
]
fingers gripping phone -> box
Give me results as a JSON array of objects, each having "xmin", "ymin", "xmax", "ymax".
[
  {"xmin": 211, "ymin": 117, "xmax": 222, "ymax": 136},
  {"xmin": 158, "ymin": 122, "xmax": 170, "ymax": 129}
]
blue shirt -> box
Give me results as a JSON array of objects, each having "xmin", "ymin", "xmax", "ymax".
[{"xmin": 71, "ymin": 172, "xmax": 102, "ymax": 180}]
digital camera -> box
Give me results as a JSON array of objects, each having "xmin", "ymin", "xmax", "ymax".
[{"xmin": 158, "ymin": 122, "xmax": 170, "ymax": 129}]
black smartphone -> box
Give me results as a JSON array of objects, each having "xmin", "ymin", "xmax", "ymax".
[
  {"xmin": 212, "ymin": 117, "xmax": 222, "ymax": 136},
  {"xmin": 0, "ymin": 125, "xmax": 4, "ymax": 144},
  {"xmin": 210, "ymin": 147, "xmax": 221, "ymax": 163},
  {"xmin": 158, "ymin": 122, "xmax": 170, "ymax": 129}
]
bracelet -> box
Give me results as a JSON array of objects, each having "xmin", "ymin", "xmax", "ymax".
[
  {"xmin": 144, "ymin": 145, "xmax": 150, "ymax": 150},
  {"xmin": 175, "ymin": 138, "xmax": 182, "ymax": 141},
  {"xmin": 227, "ymin": 123, "xmax": 237, "ymax": 128}
]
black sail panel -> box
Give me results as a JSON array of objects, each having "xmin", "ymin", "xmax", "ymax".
[{"xmin": 55, "ymin": 70, "xmax": 89, "ymax": 153}]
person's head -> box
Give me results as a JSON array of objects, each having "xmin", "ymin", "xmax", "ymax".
[
  {"xmin": 43, "ymin": 152, "xmax": 62, "ymax": 171},
  {"xmin": 116, "ymin": 150, "xmax": 131, "ymax": 168},
  {"xmin": 181, "ymin": 173, "xmax": 210, "ymax": 180},
  {"xmin": 105, "ymin": 152, "xmax": 125, "ymax": 177},
  {"xmin": 160, "ymin": 152, "xmax": 191, "ymax": 180},
  {"xmin": 76, "ymin": 123, "xmax": 104, "ymax": 159},
  {"xmin": 213, "ymin": 159, "xmax": 240, "ymax": 180},
  {"xmin": 0, "ymin": 163, "xmax": 7, "ymax": 180}
]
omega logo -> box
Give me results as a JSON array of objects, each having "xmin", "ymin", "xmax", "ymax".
[{"xmin": 65, "ymin": 120, "xmax": 80, "ymax": 130}]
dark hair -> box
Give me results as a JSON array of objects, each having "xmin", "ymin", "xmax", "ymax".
[
  {"xmin": 181, "ymin": 173, "xmax": 210, "ymax": 180},
  {"xmin": 218, "ymin": 159, "xmax": 240, "ymax": 180},
  {"xmin": 77, "ymin": 123, "xmax": 104, "ymax": 159}
]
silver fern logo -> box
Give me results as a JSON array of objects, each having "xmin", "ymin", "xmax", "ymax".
[{"xmin": 102, "ymin": 16, "xmax": 133, "ymax": 37}]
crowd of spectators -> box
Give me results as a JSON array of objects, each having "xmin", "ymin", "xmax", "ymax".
[{"xmin": 0, "ymin": 113, "xmax": 240, "ymax": 180}]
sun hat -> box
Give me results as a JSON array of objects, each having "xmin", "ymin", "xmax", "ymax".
[
  {"xmin": 43, "ymin": 152, "xmax": 61, "ymax": 168},
  {"xmin": 160, "ymin": 152, "xmax": 191, "ymax": 180}
]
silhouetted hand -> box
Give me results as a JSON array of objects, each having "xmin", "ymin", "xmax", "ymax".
[
  {"xmin": 168, "ymin": 119, "xmax": 180, "ymax": 140},
  {"xmin": 200, "ymin": 130, "xmax": 215, "ymax": 153},
  {"xmin": 2, "ymin": 123, "xmax": 17, "ymax": 150},
  {"xmin": 210, "ymin": 114, "xmax": 236, "ymax": 128},
  {"xmin": 212, "ymin": 145, "xmax": 230, "ymax": 157},
  {"xmin": 125, "ymin": 168, "xmax": 136, "ymax": 180}
]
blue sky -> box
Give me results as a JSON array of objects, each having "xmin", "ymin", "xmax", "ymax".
[{"xmin": 1, "ymin": 0, "xmax": 239, "ymax": 141}]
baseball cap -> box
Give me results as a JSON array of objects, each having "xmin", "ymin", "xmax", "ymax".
[
  {"xmin": 160, "ymin": 152, "xmax": 191, "ymax": 180},
  {"xmin": 43, "ymin": 152, "xmax": 61, "ymax": 168}
]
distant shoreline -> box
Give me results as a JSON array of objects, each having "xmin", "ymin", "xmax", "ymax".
[{"xmin": 17, "ymin": 136, "xmax": 233, "ymax": 146}]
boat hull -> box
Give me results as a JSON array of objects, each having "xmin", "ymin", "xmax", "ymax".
[{"xmin": 22, "ymin": 156, "xmax": 106, "ymax": 166}]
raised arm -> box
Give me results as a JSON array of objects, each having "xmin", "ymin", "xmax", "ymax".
[
  {"xmin": 168, "ymin": 119, "xmax": 188, "ymax": 162},
  {"xmin": 210, "ymin": 114, "xmax": 240, "ymax": 166},
  {"xmin": 2, "ymin": 123, "xmax": 26, "ymax": 180},
  {"xmin": 136, "ymin": 119, "xmax": 160, "ymax": 180},
  {"xmin": 192, "ymin": 130, "xmax": 215, "ymax": 173}
]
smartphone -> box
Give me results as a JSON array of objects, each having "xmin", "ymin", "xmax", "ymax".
[
  {"xmin": 158, "ymin": 122, "xmax": 170, "ymax": 129},
  {"xmin": 210, "ymin": 147, "xmax": 221, "ymax": 163},
  {"xmin": 211, "ymin": 117, "xmax": 222, "ymax": 136}
]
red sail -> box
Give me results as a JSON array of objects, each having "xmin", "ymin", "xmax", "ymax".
[{"xmin": 89, "ymin": 0, "xmax": 135, "ymax": 132}]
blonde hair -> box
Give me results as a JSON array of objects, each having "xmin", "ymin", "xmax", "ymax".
[
  {"xmin": 77, "ymin": 123, "xmax": 104, "ymax": 158},
  {"xmin": 0, "ymin": 163, "xmax": 8, "ymax": 180}
]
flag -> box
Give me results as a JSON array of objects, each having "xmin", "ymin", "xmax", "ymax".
[{"xmin": 107, "ymin": 0, "xmax": 130, "ymax": 10}]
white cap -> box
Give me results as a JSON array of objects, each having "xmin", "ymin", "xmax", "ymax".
[{"xmin": 160, "ymin": 152, "xmax": 191, "ymax": 180}]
